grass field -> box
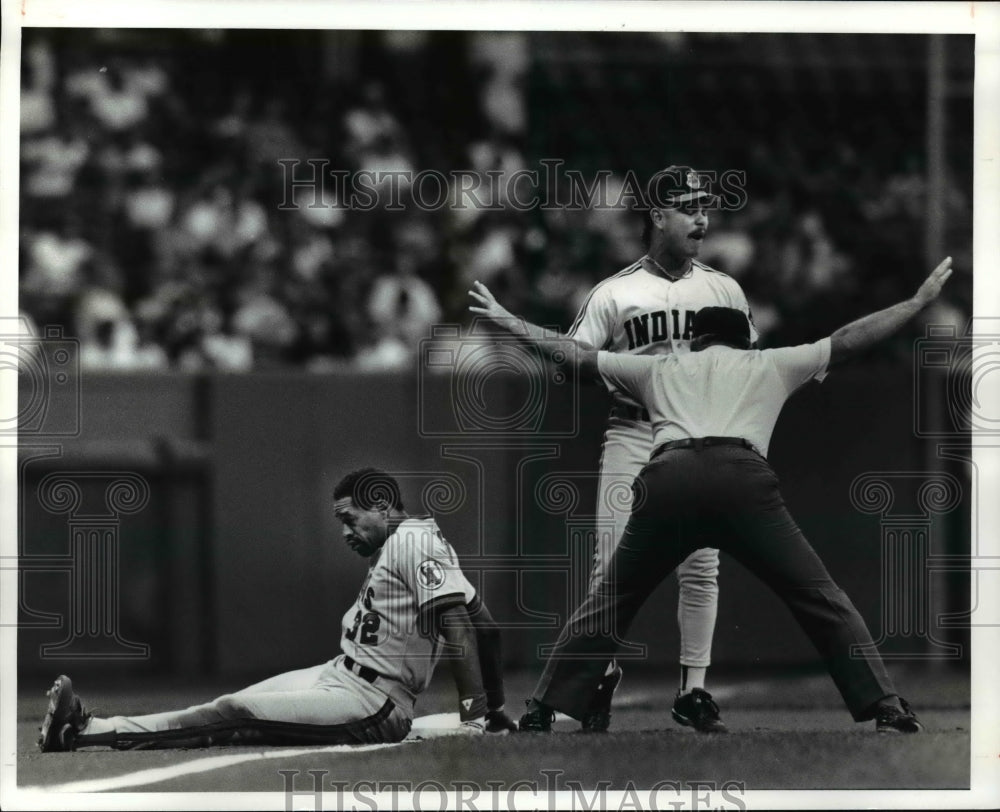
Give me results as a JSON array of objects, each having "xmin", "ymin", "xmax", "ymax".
[{"xmin": 14, "ymin": 666, "xmax": 970, "ymax": 798}]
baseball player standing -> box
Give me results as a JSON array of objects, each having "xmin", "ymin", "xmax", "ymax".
[
  {"xmin": 562, "ymin": 165, "xmax": 756, "ymax": 732},
  {"xmin": 38, "ymin": 468, "xmax": 517, "ymax": 751},
  {"xmin": 469, "ymin": 256, "xmax": 953, "ymax": 733}
]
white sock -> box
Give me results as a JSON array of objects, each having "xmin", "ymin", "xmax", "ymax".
[{"xmin": 680, "ymin": 666, "xmax": 707, "ymax": 693}]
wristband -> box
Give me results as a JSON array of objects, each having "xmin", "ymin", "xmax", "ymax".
[{"xmin": 459, "ymin": 693, "xmax": 488, "ymax": 722}]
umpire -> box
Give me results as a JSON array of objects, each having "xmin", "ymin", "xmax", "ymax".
[{"xmin": 468, "ymin": 256, "xmax": 954, "ymax": 733}]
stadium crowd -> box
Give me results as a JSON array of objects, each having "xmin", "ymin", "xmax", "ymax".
[{"xmin": 18, "ymin": 30, "xmax": 971, "ymax": 371}]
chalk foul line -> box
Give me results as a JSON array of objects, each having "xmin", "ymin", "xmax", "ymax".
[{"xmin": 25, "ymin": 740, "xmax": 408, "ymax": 793}]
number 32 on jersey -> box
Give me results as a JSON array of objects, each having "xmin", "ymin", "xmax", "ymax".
[{"xmin": 345, "ymin": 586, "xmax": 381, "ymax": 645}]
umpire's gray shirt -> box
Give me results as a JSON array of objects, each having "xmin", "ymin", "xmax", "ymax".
[{"xmin": 597, "ymin": 337, "xmax": 831, "ymax": 458}]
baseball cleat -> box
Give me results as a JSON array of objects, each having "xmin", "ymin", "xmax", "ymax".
[
  {"xmin": 38, "ymin": 675, "xmax": 76, "ymax": 752},
  {"xmin": 38, "ymin": 675, "xmax": 90, "ymax": 752},
  {"xmin": 517, "ymin": 702, "xmax": 554, "ymax": 733},
  {"xmin": 580, "ymin": 665, "xmax": 624, "ymax": 733},
  {"xmin": 671, "ymin": 688, "xmax": 727, "ymax": 733},
  {"xmin": 875, "ymin": 698, "xmax": 923, "ymax": 733}
]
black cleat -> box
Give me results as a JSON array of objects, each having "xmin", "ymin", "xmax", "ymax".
[
  {"xmin": 38, "ymin": 675, "xmax": 90, "ymax": 752},
  {"xmin": 876, "ymin": 698, "xmax": 923, "ymax": 733},
  {"xmin": 517, "ymin": 702, "xmax": 554, "ymax": 733},
  {"xmin": 671, "ymin": 688, "xmax": 727, "ymax": 733},
  {"xmin": 581, "ymin": 666, "xmax": 624, "ymax": 733}
]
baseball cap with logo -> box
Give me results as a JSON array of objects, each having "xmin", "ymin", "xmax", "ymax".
[
  {"xmin": 645, "ymin": 165, "xmax": 719, "ymax": 209},
  {"xmin": 691, "ymin": 307, "xmax": 751, "ymax": 350}
]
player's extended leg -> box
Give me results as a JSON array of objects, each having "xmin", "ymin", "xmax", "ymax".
[
  {"xmin": 675, "ymin": 548, "xmax": 718, "ymax": 676},
  {"xmin": 672, "ymin": 546, "xmax": 725, "ymax": 732},
  {"xmin": 234, "ymin": 663, "xmax": 328, "ymax": 694},
  {"xmin": 529, "ymin": 459, "xmax": 695, "ymax": 724},
  {"xmin": 719, "ymin": 450, "xmax": 917, "ymax": 727},
  {"xmin": 64, "ymin": 660, "xmax": 411, "ymax": 750},
  {"xmin": 727, "ymin": 512, "xmax": 898, "ymax": 719},
  {"xmin": 588, "ymin": 444, "xmax": 642, "ymax": 594},
  {"xmin": 579, "ymin": 425, "xmax": 650, "ymax": 732}
]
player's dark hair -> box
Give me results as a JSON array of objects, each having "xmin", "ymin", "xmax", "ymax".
[{"xmin": 333, "ymin": 468, "xmax": 405, "ymax": 511}]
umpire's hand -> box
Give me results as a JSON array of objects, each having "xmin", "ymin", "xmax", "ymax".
[{"xmin": 468, "ymin": 280, "xmax": 515, "ymax": 324}]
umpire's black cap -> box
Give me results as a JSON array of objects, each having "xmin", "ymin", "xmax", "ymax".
[
  {"xmin": 645, "ymin": 165, "xmax": 719, "ymax": 209},
  {"xmin": 691, "ymin": 307, "xmax": 751, "ymax": 350}
]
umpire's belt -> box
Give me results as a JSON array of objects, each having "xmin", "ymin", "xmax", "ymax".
[
  {"xmin": 652, "ymin": 436, "xmax": 755, "ymax": 457},
  {"xmin": 612, "ymin": 403, "xmax": 651, "ymax": 422},
  {"xmin": 344, "ymin": 655, "xmax": 381, "ymax": 684}
]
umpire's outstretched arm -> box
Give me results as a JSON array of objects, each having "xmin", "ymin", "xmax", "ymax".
[
  {"xmin": 470, "ymin": 256, "xmax": 952, "ymax": 373},
  {"xmin": 829, "ymin": 257, "xmax": 952, "ymax": 366},
  {"xmin": 468, "ymin": 281, "xmax": 601, "ymax": 382}
]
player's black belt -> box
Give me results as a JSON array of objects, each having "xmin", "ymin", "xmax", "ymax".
[
  {"xmin": 344, "ymin": 655, "xmax": 380, "ymax": 684},
  {"xmin": 652, "ymin": 436, "xmax": 756, "ymax": 457},
  {"xmin": 613, "ymin": 404, "xmax": 651, "ymax": 422}
]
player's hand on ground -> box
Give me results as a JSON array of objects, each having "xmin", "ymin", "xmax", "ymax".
[
  {"xmin": 914, "ymin": 256, "xmax": 953, "ymax": 307},
  {"xmin": 468, "ymin": 281, "xmax": 514, "ymax": 323},
  {"xmin": 484, "ymin": 707, "xmax": 518, "ymax": 734}
]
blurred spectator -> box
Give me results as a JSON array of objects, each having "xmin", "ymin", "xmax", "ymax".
[
  {"xmin": 89, "ymin": 63, "xmax": 150, "ymax": 132},
  {"xmin": 353, "ymin": 331, "xmax": 412, "ymax": 372},
  {"xmin": 470, "ymin": 32, "xmax": 528, "ymax": 135},
  {"xmin": 295, "ymin": 188, "xmax": 347, "ymax": 230},
  {"xmin": 211, "ymin": 84, "xmax": 254, "ymax": 141},
  {"xmin": 245, "ymin": 97, "xmax": 305, "ymax": 168},
  {"xmin": 200, "ymin": 331, "xmax": 254, "ymax": 372},
  {"xmin": 455, "ymin": 212, "xmax": 522, "ymax": 291},
  {"xmin": 20, "ymin": 37, "xmax": 56, "ymax": 135},
  {"xmin": 343, "ymin": 82, "xmax": 402, "ymax": 159},
  {"xmin": 699, "ymin": 210, "xmax": 756, "ymax": 280},
  {"xmin": 124, "ymin": 169, "xmax": 176, "ymax": 231},
  {"xmin": 77, "ymin": 287, "xmax": 168, "ymax": 370},
  {"xmin": 365, "ymin": 258, "xmax": 443, "ymax": 364},
  {"xmin": 231, "ymin": 290, "xmax": 298, "ymax": 369},
  {"xmin": 22, "ymin": 219, "xmax": 93, "ymax": 302},
  {"xmin": 21, "ymin": 111, "xmax": 91, "ymax": 199},
  {"xmin": 179, "ymin": 182, "xmax": 269, "ymax": 259},
  {"xmin": 17, "ymin": 30, "xmax": 970, "ymax": 370},
  {"xmin": 775, "ymin": 210, "xmax": 852, "ymax": 307}
]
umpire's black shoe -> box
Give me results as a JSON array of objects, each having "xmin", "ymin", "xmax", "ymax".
[
  {"xmin": 38, "ymin": 675, "xmax": 91, "ymax": 752},
  {"xmin": 517, "ymin": 702, "xmax": 554, "ymax": 733},
  {"xmin": 581, "ymin": 666, "xmax": 624, "ymax": 733},
  {"xmin": 875, "ymin": 698, "xmax": 923, "ymax": 733},
  {"xmin": 671, "ymin": 688, "xmax": 727, "ymax": 733}
]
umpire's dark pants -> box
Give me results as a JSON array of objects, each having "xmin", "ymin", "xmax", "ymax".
[{"xmin": 534, "ymin": 443, "xmax": 897, "ymax": 722}]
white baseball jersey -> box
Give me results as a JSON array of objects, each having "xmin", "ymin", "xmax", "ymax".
[
  {"xmin": 568, "ymin": 258, "xmax": 758, "ymax": 412},
  {"xmin": 597, "ymin": 338, "xmax": 832, "ymax": 458},
  {"xmin": 341, "ymin": 516, "xmax": 476, "ymax": 696},
  {"xmin": 570, "ymin": 257, "xmax": 759, "ymax": 661}
]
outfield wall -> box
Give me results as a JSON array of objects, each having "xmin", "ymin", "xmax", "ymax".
[{"xmin": 17, "ymin": 367, "xmax": 970, "ymax": 679}]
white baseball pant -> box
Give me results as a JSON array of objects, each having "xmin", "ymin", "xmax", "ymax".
[{"xmin": 590, "ymin": 419, "xmax": 719, "ymax": 667}]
